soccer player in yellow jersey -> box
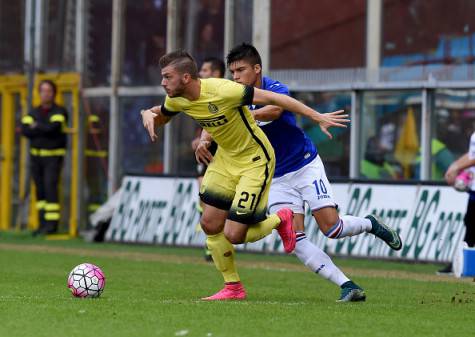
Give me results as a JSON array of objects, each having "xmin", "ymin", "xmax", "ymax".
[{"xmin": 141, "ymin": 50, "xmax": 348, "ymax": 300}]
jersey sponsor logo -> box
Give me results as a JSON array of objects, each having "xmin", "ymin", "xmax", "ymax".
[
  {"xmin": 208, "ymin": 102, "xmax": 219, "ymax": 113},
  {"xmin": 196, "ymin": 115, "xmax": 228, "ymax": 127},
  {"xmin": 315, "ymin": 264, "xmax": 325, "ymax": 273}
]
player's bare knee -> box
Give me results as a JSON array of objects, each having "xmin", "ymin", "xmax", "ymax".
[
  {"xmin": 292, "ymin": 213, "xmax": 305, "ymax": 232},
  {"xmin": 200, "ymin": 215, "xmax": 223, "ymax": 235},
  {"xmin": 223, "ymin": 227, "xmax": 245, "ymax": 244}
]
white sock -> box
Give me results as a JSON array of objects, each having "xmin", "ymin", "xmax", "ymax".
[
  {"xmin": 325, "ymin": 215, "xmax": 372, "ymax": 239},
  {"xmin": 295, "ymin": 232, "xmax": 349, "ymax": 286}
]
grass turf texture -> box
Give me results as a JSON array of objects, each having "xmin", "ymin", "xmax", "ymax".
[{"xmin": 1, "ymin": 232, "xmax": 474, "ymax": 337}]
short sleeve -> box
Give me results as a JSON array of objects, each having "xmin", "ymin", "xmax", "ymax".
[
  {"xmin": 267, "ymin": 81, "xmax": 289, "ymax": 96},
  {"xmin": 162, "ymin": 96, "xmax": 182, "ymax": 117},
  {"xmin": 469, "ymin": 133, "xmax": 475, "ymax": 159},
  {"xmin": 219, "ymin": 80, "xmax": 254, "ymax": 107}
]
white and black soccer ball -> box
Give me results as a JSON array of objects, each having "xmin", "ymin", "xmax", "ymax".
[{"xmin": 67, "ymin": 263, "xmax": 106, "ymax": 298}]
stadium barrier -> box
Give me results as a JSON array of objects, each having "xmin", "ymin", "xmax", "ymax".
[{"xmin": 106, "ymin": 175, "xmax": 467, "ymax": 263}]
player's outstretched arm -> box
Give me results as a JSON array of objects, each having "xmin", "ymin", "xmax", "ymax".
[
  {"xmin": 141, "ymin": 106, "xmax": 172, "ymax": 142},
  {"xmin": 252, "ymin": 88, "xmax": 349, "ymax": 139}
]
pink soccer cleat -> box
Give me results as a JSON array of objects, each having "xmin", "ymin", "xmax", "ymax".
[
  {"xmin": 201, "ymin": 282, "xmax": 247, "ymax": 301},
  {"xmin": 276, "ymin": 208, "xmax": 296, "ymax": 253}
]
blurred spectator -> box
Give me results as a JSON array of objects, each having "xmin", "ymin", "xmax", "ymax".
[
  {"xmin": 361, "ymin": 136, "xmax": 398, "ymax": 180},
  {"xmin": 124, "ymin": 0, "xmax": 167, "ymax": 85},
  {"xmin": 194, "ymin": 0, "xmax": 224, "ymax": 64},
  {"xmin": 199, "ymin": 57, "xmax": 226, "ymax": 79},
  {"xmin": 85, "ymin": 108, "xmax": 108, "ymax": 220},
  {"xmin": 379, "ymin": 120, "xmax": 396, "ymax": 152},
  {"xmin": 21, "ymin": 80, "xmax": 68, "ymax": 235},
  {"xmin": 445, "ymin": 110, "xmax": 467, "ymax": 154},
  {"xmin": 413, "ymin": 138, "xmax": 455, "ymax": 180}
]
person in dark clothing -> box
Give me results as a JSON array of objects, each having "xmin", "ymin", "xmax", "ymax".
[{"xmin": 21, "ymin": 80, "xmax": 68, "ymax": 235}]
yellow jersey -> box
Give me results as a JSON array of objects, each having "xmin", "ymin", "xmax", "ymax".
[{"xmin": 162, "ymin": 78, "xmax": 274, "ymax": 165}]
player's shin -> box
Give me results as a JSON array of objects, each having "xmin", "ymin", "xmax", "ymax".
[
  {"xmin": 206, "ymin": 231, "xmax": 240, "ymax": 282},
  {"xmin": 295, "ymin": 232, "xmax": 350, "ymax": 286},
  {"xmin": 244, "ymin": 214, "xmax": 280, "ymax": 242},
  {"xmin": 324, "ymin": 216, "xmax": 372, "ymax": 239}
]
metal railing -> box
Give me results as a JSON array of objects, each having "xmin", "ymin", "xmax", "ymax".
[{"xmin": 270, "ymin": 64, "xmax": 475, "ymax": 91}]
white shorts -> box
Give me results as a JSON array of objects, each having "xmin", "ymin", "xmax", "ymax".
[{"xmin": 267, "ymin": 155, "xmax": 336, "ymax": 214}]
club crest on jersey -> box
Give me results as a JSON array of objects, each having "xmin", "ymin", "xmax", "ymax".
[{"xmin": 208, "ymin": 102, "xmax": 219, "ymax": 113}]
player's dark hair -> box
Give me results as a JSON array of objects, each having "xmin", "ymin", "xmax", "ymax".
[
  {"xmin": 159, "ymin": 50, "xmax": 199, "ymax": 79},
  {"xmin": 226, "ymin": 43, "xmax": 262, "ymax": 67},
  {"xmin": 38, "ymin": 79, "xmax": 57, "ymax": 96},
  {"xmin": 202, "ymin": 57, "xmax": 225, "ymax": 78}
]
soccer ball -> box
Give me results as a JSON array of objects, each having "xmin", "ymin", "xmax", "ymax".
[
  {"xmin": 67, "ymin": 263, "xmax": 106, "ymax": 298},
  {"xmin": 454, "ymin": 170, "xmax": 473, "ymax": 192}
]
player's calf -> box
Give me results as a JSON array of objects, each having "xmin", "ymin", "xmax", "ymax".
[
  {"xmin": 322, "ymin": 219, "xmax": 345, "ymax": 239},
  {"xmin": 317, "ymin": 214, "xmax": 372, "ymax": 239}
]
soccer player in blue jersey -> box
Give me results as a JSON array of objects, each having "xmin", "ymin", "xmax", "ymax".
[{"xmin": 196, "ymin": 44, "xmax": 402, "ymax": 302}]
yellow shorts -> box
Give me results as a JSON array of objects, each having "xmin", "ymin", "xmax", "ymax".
[{"xmin": 199, "ymin": 148, "xmax": 275, "ymax": 225}]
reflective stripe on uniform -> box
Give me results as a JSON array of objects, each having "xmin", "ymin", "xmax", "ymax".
[
  {"xmin": 44, "ymin": 212, "xmax": 60, "ymax": 221},
  {"xmin": 50, "ymin": 114, "xmax": 66, "ymax": 123},
  {"xmin": 30, "ymin": 148, "xmax": 66, "ymax": 156},
  {"xmin": 88, "ymin": 203, "xmax": 101, "ymax": 212},
  {"xmin": 88, "ymin": 114, "xmax": 100, "ymax": 123},
  {"xmin": 21, "ymin": 115, "xmax": 34, "ymax": 125},
  {"xmin": 85, "ymin": 149, "xmax": 108, "ymax": 158},
  {"xmin": 36, "ymin": 200, "xmax": 46, "ymax": 210},
  {"xmin": 45, "ymin": 203, "xmax": 60, "ymax": 211}
]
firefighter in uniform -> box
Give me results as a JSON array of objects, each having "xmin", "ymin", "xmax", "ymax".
[{"xmin": 21, "ymin": 80, "xmax": 68, "ymax": 235}]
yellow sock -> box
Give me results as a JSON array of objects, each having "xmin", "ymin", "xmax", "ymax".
[
  {"xmin": 244, "ymin": 214, "xmax": 281, "ymax": 243},
  {"xmin": 206, "ymin": 231, "xmax": 240, "ymax": 283}
]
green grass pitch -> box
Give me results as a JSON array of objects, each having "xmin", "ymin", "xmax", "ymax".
[{"xmin": 0, "ymin": 232, "xmax": 474, "ymax": 337}]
